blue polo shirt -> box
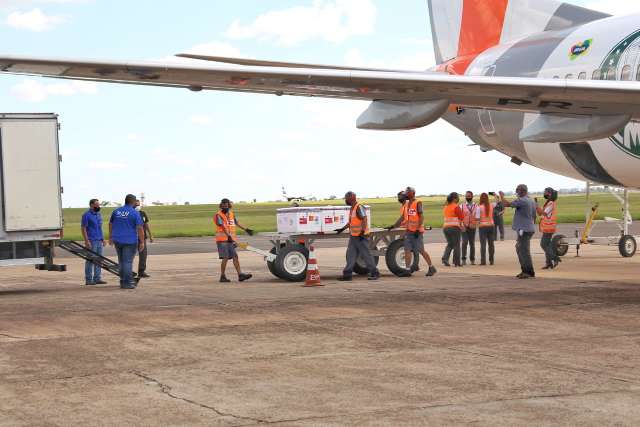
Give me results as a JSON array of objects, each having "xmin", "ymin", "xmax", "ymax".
[
  {"xmin": 110, "ymin": 205, "xmax": 143, "ymax": 245},
  {"xmin": 81, "ymin": 210, "xmax": 103, "ymax": 241}
]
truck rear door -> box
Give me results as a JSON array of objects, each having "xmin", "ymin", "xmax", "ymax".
[{"xmin": 1, "ymin": 117, "xmax": 63, "ymax": 232}]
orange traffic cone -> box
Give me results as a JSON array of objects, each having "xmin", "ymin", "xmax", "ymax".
[{"xmin": 304, "ymin": 246, "xmax": 324, "ymax": 287}]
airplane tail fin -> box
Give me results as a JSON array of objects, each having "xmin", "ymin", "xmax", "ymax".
[{"xmin": 428, "ymin": 0, "xmax": 609, "ymax": 73}]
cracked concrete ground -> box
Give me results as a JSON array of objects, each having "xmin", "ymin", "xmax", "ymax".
[{"xmin": 1, "ymin": 240, "xmax": 640, "ymax": 426}]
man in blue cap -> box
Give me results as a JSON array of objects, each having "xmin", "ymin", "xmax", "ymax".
[{"xmin": 108, "ymin": 194, "xmax": 145, "ymax": 289}]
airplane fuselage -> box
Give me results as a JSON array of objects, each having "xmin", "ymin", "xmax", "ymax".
[{"xmin": 445, "ymin": 13, "xmax": 640, "ymax": 188}]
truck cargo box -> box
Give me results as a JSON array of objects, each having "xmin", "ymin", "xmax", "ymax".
[{"xmin": 0, "ymin": 113, "xmax": 63, "ymax": 267}]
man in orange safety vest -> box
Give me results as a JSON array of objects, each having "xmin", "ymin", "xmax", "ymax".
[
  {"xmin": 336, "ymin": 191, "xmax": 380, "ymax": 281},
  {"xmin": 388, "ymin": 187, "xmax": 437, "ymax": 277},
  {"xmin": 215, "ymin": 198, "xmax": 255, "ymax": 283}
]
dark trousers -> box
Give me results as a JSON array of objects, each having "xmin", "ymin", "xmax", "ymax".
[
  {"xmin": 516, "ymin": 232, "xmax": 535, "ymax": 276},
  {"xmin": 115, "ymin": 243, "xmax": 137, "ymax": 286},
  {"xmin": 479, "ymin": 227, "xmax": 495, "ymax": 265},
  {"xmin": 138, "ymin": 242, "xmax": 148, "ymax": 274},
  {"xmin": 540, "ymin": 233, "xmax": 558, "ymax": 267},
  {"xmin": 443, "ymin": 227, "xmax": 461, "ymax": 266},
  {"xmin": 461, "ymin": 228, "xmax": 476, "ymax": 262},
  {"xmin": 494, "ymin": 219, "xmax": 505, "ymax": 240},
  {"xmin": 344, "ymin": 236, "xmax": 378, "ymax": 277}
]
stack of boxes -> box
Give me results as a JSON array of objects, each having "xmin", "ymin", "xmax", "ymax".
[{"xmin": 277, "ymin": 206, "xmax": 372, "ymax": 234}]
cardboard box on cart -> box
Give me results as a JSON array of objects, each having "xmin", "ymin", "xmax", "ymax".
[{"xmin": 277, "ymin": 206, "xmax": 372, "ymax": 234}]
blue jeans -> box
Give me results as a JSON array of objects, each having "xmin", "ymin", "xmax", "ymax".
[
  {"xmin": 115, "ymin": 243, "xmax": 137, "ymax": 286},
  {"xmin": 84, "ymin": 240, "xmax": 103, "ymax": 283}
]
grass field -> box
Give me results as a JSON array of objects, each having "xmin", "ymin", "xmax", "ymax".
[{"xmin": 61, "ymin": 193, "xmax": 640, "ymax": 241}]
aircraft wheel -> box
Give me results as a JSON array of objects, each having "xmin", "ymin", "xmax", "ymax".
[
  {"xmin": 274, "ymin": 244, "xmax": 309, "ymax": 282},
  {"xmin": 351, "ymin": 254, "xmax": 380, "ymax": 276},
  {"xmin": 385, "ymin": 239, "xmax": 417, "ymax": 277},
  {"xmin": 619, "ymin": 235, "xmax": 637, "ymax": 258},
  {"xmin": 267, "ymin": 247, "xmax": 284, "ymax": 279},
  {"xmin": 552, "ymin": 234, "xmax": 569, "ymax": 258}
]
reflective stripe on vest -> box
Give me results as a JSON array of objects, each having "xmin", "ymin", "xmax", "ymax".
[
  {"xmin": 443, "ymin": 204, "xmax": 461, "ymax": 228},
  {"xmin": 479, "ymin": 204, "xmax": 494, "ymax": 227},
  {"xmin": 404, "ymin": 199, "xmax": 425, "ymax": 233},
  {"xmin": 461, "ymin": 203, "xmax": 478, "ymax": 228},
  {"xmin": 215, "ymin": 210, "xmax": 236, "ymax": 242},
  {"xmin": 540, "ymin": 201, "xmax": 557, "ymax": 234},
  {"xmin": 350, "ymin": 203, "xmax": 369, "ymax": 237}
]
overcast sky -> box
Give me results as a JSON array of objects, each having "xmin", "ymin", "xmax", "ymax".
[{"xmin": 0, "ymin": 0, "xmax": 636, "ymax": 207}]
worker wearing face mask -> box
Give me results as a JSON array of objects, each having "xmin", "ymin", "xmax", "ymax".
[
  {"xmin": 499, "ymin": 185, "xmax": 537, "ymax": 279},
  {"xmin": 215, "ymin": 198, "xmax": 254, "ymax": 283},
  {"xmin": 460, "ymin": 191, "xmax": 478, "ymax": 266},
  {"xmin": 537, "ymin": 187, "xmax": 560, "ymax": 270},
  {"xmin": 336, "ymin": 191, "xmax": 380, "ymax": 281},
  {"xmin": 135, "ymin": 199, "xmax": 153, "ymax": 279},
  {"xmin": 81, "ymin": 198, "xmax": 107, "ymax": 286}
]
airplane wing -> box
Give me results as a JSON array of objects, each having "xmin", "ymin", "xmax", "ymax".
[
  {"xmin": 1, "ymin": 55, "xmax": 640, "ymax": 119},
  {"xmin": 174, "ymin": 53, "xmax": 425, "ymax": 73}
]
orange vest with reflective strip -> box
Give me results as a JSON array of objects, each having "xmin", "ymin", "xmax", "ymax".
[
  {"xmin": 443, "ymin": 204, "xmax": 462, "ymax": 229},
  {"xmin": 461, "ymin": 203, "xmax": 478, "ymax": 229},
  {"xmin": 539, "ymin": 201, "xmax": 557, "ymax": 234},
  {"xmin": 349, "ymin": 203, "xmax": 369, "ymax": 237},
  {"xmin": 479, "ymin": 204, "xmax": 494, "ymax": 227},
  {"xmin": 404, "ymin": 199, "xmax": 425, "ymax": 233},
  {"xmin": 215, "ymin": 210, "xmax": 236, "ymax": 242}
]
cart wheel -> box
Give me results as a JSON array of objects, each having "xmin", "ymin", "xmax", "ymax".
[
  {"xmin": 385, "ymin": 239, "xmax": 417, "ymax": 277},
  {"xmin": 619, "ymin": 235, "xmax": 637, "ymax": 258},
  {"xmin": 274, "ymin": 244, "xmax": 309, "ymax": 282},
  {"xmin": 267, "ymin": 247, "xmax": 285, "ymax": 279},
  {"xmin": 552, "ymin": 234, "xmax": 569, "ymax": 258},
  {"xmin": 352, "ymin": 254, "xmax": 380, "ymax": 276}
]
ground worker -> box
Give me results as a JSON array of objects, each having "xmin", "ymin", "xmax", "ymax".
[
  {"xmin": 81, "ymin": 198, "xmax": 107, "ymax": 286},
  {"xmin": 460, "ymin": 191, "xmax": 478, "ymax": 266},
  {"xmin": 386, "ymin": 189, "xmax": 417, "ymax": 271},
  {"xmin": 388, "ymin": 187, "xmax": 437, "ymax": 277},
  {"xmin": 336, "ymin": 191, "xmax": 380, "ymax": 281},
  {"xmin": 215, "ymin": 198, "xmax": 255, "ymax": 283},
  {"xmin": 477, "ymin": 193, "xmax": 495, "ymax": 266},
  {"xmin": 397, "ymin": 190, "xmax": 408, "ymax": 223},
  {"xmin": 135, "ymin": 199, "xmax": 153, "ymax": 278},
  {"xmin": 492, "ymin": 193, "xmax": 505, "ymax": 241},
  {"xmin": 108, "ymin": 194, "xmax": 145, "ymax": 289},
  {"xmin": 537, "ymin": 187, "xmax": 560, "ymax": 270},
  {"xmin": 442, "ymin": 192, "xmax": 465, "ymax": 267},
  {"xmin": 499, "ymin": 185, "xmax": 537, "ymax": 279}
]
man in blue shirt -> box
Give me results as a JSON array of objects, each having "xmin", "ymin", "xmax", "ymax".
[
  {"xmin": 109, "ymin": 194, "xmax": 145, "ymax": 289},
  {"xmin": 499, "ymin": 185, "xmax": 537, "ymax": 279},
  {"xmin": 81, "ymin": 198, "xmax": 107, "ymax": 286}
]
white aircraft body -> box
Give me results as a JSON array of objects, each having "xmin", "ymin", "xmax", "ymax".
[{"xmin": 0, "ymin": 0, "xmax": 639, "ymax": 188}]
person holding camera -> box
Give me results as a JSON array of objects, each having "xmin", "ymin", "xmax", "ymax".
[
  {"xmin": 537, "ymin": 187, "xmax": 560, "ymax": 270},
  {"xmin": 499, "ymin": 185, "xmax": 537, "ymax": 279},
  {"xmin": 215, "ymin": 198, "xmax": 254, "ymax": 283}
]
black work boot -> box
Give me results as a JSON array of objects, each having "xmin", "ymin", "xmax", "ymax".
[
  {"xmin": 220, "ymin": 276, "xmax": 231, "ymax": 283},
  {"xmin": 337, "ymin": 276, "xmax": 353, "ymax": 282},
  {"xmin": 426, "ymin": 266, "xmax": 437, "ymax": 277},
  {"xmin": 239, "ymin": 273, "xmax": 253, "ymax": 282}
]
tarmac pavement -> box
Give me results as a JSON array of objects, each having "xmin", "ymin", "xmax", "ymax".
[{"xmin": 2, "ymin": 240, "xmax": 640, "ymax": 425}]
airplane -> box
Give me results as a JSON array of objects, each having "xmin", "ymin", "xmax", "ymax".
[{"xmin": 0, "ymin": 0, "xmax": 640, "ymax": 190}]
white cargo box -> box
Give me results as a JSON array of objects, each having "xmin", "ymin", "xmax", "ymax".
[{"xmin": 277, "ymin": 206, "xmax": 371, "ymax": 234}]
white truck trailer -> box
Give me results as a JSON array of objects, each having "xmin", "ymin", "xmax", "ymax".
[{"xmin": 0, "ymin": 113, "xmax": 64, "ymax": 269}]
